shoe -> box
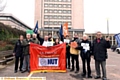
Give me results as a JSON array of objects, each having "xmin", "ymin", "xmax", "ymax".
[
  {"xmin": 70, "ymin": 69, "xmax": 74, "ymax": 72},
  {"xmin": 19, "ymin": 69, "xmax": 22, "ymax": 71},
  {"xmin": 44, "ymin": 71, "xmax": 47, "ymax": 73},
  {"xmin": 81, "ymin": 73, "xmax": 86, "ymax": 77},
  {"xmin": 102, "ymin": 77, "xmax": 107, "ymax": 80},
  {"xmin": 88, "ymin": 75, "xmax": 92, "ymax": 78},
  {"xmin": 14, "ymin": 70, "xmax": 17, "ymax": 73},
  {"xmin": 28, "ymin": 70, "xmax": 30, "ymax": 73},
  {"xmin": 67, "ymin": 67, "xmax": 70, "ymax": 69},
  {"xmin": 21, "ymin": 70, "xmax": 26, "ymax": 73},
  {"xmin": 94, "ymin": 76, "xmax": 101, "ymax": 79},
  {"xmin": 75, "ymin": 71, "xmax": 79, "ymax": 73}
]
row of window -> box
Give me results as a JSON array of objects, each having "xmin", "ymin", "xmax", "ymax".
[
  {"xmin": 44, "ymin": 15, "xmax": 71, "ymax": 19},
  {"xmin": 44, "ymin": 4, "xmax": 71, "ymax": 8},
  {"xmin": 44, "ymin": 21, "xmax": 72, "ymax": 25},
  {"xmin": 44, "ymin": 0, "xmax": 72, "ymax": 2},
  {"xmin": 44, "ymin": 9, "xmax": 71, "ymax": 14}
]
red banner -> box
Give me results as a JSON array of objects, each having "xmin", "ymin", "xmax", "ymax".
[{"xmin": 30, "ymin": 43, "xmax": 66, "ymax": 72}]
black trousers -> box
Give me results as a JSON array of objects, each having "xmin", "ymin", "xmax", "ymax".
[
  {"xmin": 66, "ymin": 52, "xmax": 71, "ymax": 68},
  {"xmin": 81, "ymin": 56, "xmax": 91, "ymax": 76},
  {"xmin": 71, "ymin": 54, "xmax": 79, "ymax": 71},
  {"xmin": 15, "ymin": 56, "xmax": 24, "ymax": 71}
]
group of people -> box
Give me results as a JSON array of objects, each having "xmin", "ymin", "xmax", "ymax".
[
  {"xmin": 13, "ymin": 31, "xmax": 111, "ymax": 80},
  {"xmin": 65, "ymin": 31, "xmax": 110, "ymax": 80}
]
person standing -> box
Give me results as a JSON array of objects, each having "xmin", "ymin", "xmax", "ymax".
[
  {"xmin": 48, "ymin": 33, "xmax": 52, "ymax": 41},
  {"xmin": 77, "ymin": 35, "xmax": 92, "ymax": 78},
  {"xmin": 21, "ymin": 33, "xmax": 33, "ymax": 73},
  {"xmin": 32, "ymin": 33, "xmax": 40, "ymax": 44},
  {"xmin": 13, "ymin": 35, "xmax": 24, "ymax": 73},
  {"xmin": 37, "ymin": 30, "xmax": 49, "ymax": 45},
  {"xmin": 53, "ymin": 38, "xmax": 60, "ymax": 45},
  {"xmin": 92, "ymin": 31, "xmax": 111, "ymax": 80},
  {"xmin": 64, "ymin": 35, "xmax": 71, "ymax": 69},
  {"xmin": 70, "ymin": 33, "xmax": 81, "ymax": 73}
]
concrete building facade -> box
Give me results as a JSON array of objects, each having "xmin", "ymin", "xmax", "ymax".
[
  {"xmin": 35, "ymin": 0, "xmax": 84, "ymax": 38},
  {"xmin": 0, "ymin": 13, "xmax": 32, "ymax": 31}
]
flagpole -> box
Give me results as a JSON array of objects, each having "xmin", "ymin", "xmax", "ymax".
[
  {"xmin": 41, "ymin": 0, "xmax": 44, "ymax": 37},
  {"xmin": 107, "ymin": 18, "xmax": 109, "ymax": 37},
  {"xmin": 48, "ymin": 16, "xmax": 50, "ymax": 34}
]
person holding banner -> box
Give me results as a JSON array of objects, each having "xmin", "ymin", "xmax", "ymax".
[
  {"xmin": 48, "ymin": 33, "xmax": 53, "ymax": 41},
  {"xmin": 32, "ymin": 33, "xmax": 40, "ymax": 44},
  {"xmin": 21, "ymin": 33, "xmax": 33, "ymax": 73},
  {"xmin": 13, "ymin": 35, "xmax": 24, "ymax": 73},
  {"xmin": 92, "ymin": 31, "xmax": 111, "ymax": 80},
  {"xmin": 76, "ymin": 35, "xmax": 92, "ymax": 78},
  {"xmin": 53, "ymin": 38, "xmax": 60, "ymax": 45},
  {"xmin": 70, "ymin": 33, "xmax": 81, "ymax": 73},
  {"xmin": 37, "ymin": 30, "xmax": 53, "ymax": 47}
]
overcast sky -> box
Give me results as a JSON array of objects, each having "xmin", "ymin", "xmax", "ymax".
[{"xmin": 1, "ymin": 0, "xmax": 120, "ymax": 34}]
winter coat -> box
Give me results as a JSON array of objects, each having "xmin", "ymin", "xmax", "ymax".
[{"xmin": 92, "ymin": 38, "xmax": 111, "ymax": 61}]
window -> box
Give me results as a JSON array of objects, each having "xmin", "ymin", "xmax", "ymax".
[
  {"xmin": 58, "ymin": 21, "xmax": 62, "ymax": 25},
  {"xmin": 54, "ymin": 4, "xmax": 58, "ymax": 7},
  {"xmin": 63, "ymin": 10, "xmax": 66, "ymax": 13},
  {"xmin": 58, "ymin": 16, "xmax": 62, "ymax": 19},
  {"xmin": 63, "ymin": 0, "xmax": 67, "ymax": 2},
  {"xmin": 49, "ymin": 21, "xmax": 53, "ymax": 25},
  {"xmin": 54, "ymin": 16, "xmax": 57, "ymax": 19},
  {"xmin": 68, "ymin": 16, "xmax": 71, "ymax": 19},
  {"xmin": 49, "ymin": 16, "xmax": 53, "ymax": 19},
  {"xmin": 67, "ymin": 0, "xmax": 71, "ymax": 2},
  {"xmin": 44, "ymin": 15, "xmax": 49, "ymax": 19},
  {"xmin": 44, "ymin": 21, "xmax": 48, "ymax": 25},
  {"xmin": 44, "ymin": 4, "xmax": 48, "ymax": 7},
  {"xmin": 49, "ymin": 4, "xmax": 53, "ymax": 7},
  {"xmin": 53, "ymin": 21, "xmax": 58, "ymax": 25},
  {"xmin": 67, "ymin": 10, "xmax": 71, "ymax": 14},
  {"xmin": 58, "ymin": 10, "xmax": 62, "ymax": 13},
  {"xmin": 44, "ymin": 9, "xmax": 48, "ymax": 13},
  {"xmin": 63, "ymin": 4, "xmax": 67, "ymax": 8},
  {"xmin": 67, "ymin": 4, "xmax": 71, "ymax": 8},
  {"xmin": 54, "ymin": 0, "xmax": 58, "ymax": 2},
  {"xmin": 49, "ymin": 10, "xmax": 53, "ymax": 13},
  {"xmin": 59, "ymin": 0, "xmax": 62, "ymax": 1},
  {"xmin": 68, "ymin": 22, "xmax": 72, "ymax": 25}
]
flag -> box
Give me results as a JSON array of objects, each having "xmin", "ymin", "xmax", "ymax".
[
  {"xmin": 33, "ymin": 21, "xmax": 38, "ymax": 34},
  {"xmin": 59, "ymin": 24, "xmax": 64, "ymax": 41},
  {"xmin": 63, "ymin": 22, "xmax": 68, "ymax": 37},
  {"xmin": 114, "ymin": 33, "xmax": 120, "ymax": 47},
  {"xmin": 59, "ymin": 24, "xmax": 63, "ymax": 37},
  {"xmin": 26, "ymin": 30, "xmax": 33, "ymax": 34}
]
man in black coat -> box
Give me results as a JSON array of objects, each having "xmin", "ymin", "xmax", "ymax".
[
  {"xmin": 13, "ymin": 35, "xmax": 24, "ymax": 73},
  {"xmin": 37, "ymin": 30, "xmax": 49, "ymax": 45},
  {"xmin": 78, "ymin": 35, "xmax": 92, "ymax": 78},
  {"xmin": 92, "ymin": 31, "xmax": 111, "ymax": 80}
]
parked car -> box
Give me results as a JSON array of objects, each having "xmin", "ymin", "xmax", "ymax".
[{"xmin": 116, "ymin": 48, "xmax": 120, "ymax": 54}]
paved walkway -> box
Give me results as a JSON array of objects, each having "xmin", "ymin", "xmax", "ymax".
[{"xmin": 0, "ymin": 49, "xmax": 120, "ymax": 80}]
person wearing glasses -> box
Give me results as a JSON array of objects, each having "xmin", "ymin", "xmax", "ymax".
[{"xmin": 92, "ymin": 31, "xmax": 111, "ymax": 80}]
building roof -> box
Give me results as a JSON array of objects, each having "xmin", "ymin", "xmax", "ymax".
[
  {"xmin": 39, "ymin": 28, "xmax": 85, "ymax": 32},
  {"xmin": 0, "ymin": 13, "xmax": 32, "ymax": 30}
]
